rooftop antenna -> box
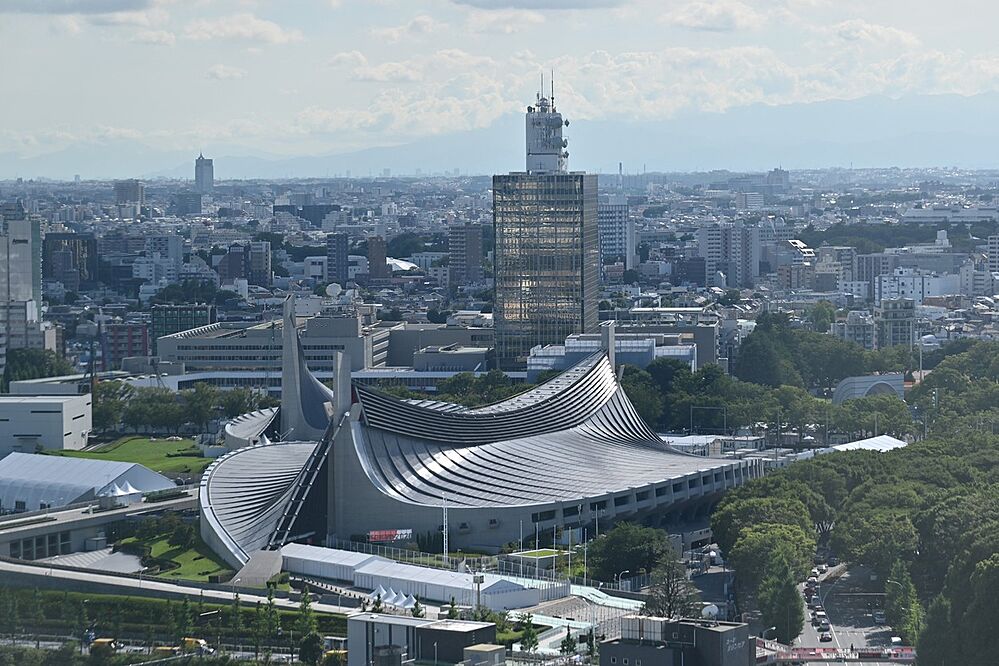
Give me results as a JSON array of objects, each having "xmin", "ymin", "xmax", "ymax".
[{"xmin": 551, "ymin": 69, "xmax": 555, "ymax": 110}]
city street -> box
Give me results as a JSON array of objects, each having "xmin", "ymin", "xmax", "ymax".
[{"xmin": 797, "ymin": 565, "xmax": 901, "ymax": 665}]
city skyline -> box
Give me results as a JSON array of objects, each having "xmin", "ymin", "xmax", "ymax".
[{"xmin": 4, "ymin": 0, "xmax": 999, "ymax": 178}]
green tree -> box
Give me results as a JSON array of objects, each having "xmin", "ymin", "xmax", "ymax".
[
  {"xmin": 641, "ymin": 558, "xmax": 700, "ymax": 619},
  {"xmin": 619, "ymin": 366, "xmax": 664, "ymax": 426},
  {"xmin": 587, "ymin": 522, "xmax": 671, "ymax": 582},
  {"xmin": 3, "ymin": 349, "xmax": 73, "ymax": 390},
  {"xmin": 264, "ymin": 587, "xmax": 280, "ymax": 643},
  {"xmin": 559, "ymin": 627, "xmax": 577, "ymax": 655},
  {"xmin": 808, "ymin": 301, "xmax": 836, "ymax": 333},
  {"xmin": 229, "ymin": 593, "xmax": 243, "ymax": 644},
  {"xmin": 446, "ymin": 597, "xmax": 459, "ymax": 620},
  {"xmin": 176, "ymin": 597, "xmax": 192, "ymax": 642},
  {"xmin": 168, "ymin": 523, "xmax": 195, "ymax": 549},
  {"xmin": 916, "ymin": 595, "xmax": 953, "ymax": 666},
  {"xmin": 182, "ymin": 382, "xmax": 220, "ymax": 432},
  {"xmin": 297, "ymin": 587, "xmax": 317, "ymax": 637},
  {"xmin": 92, "ymin": 381, "xmax": 133, "ymax": 434},
  {"xmin": 250, "ymin": 601, "xmax": 267, "ymax": 659},
  {"xmin": 410, "ymin": 598, "xmax": 424, "ymax": 618},
  {"xmin": 299, "ymin": 632, "xmax": 325, "ymax": 666},
  {"xmin": 959, "ymin": 553, "xmax": 999, "ymax": 664},
  {"xmin": 758, "ymin": 566, "xmax": 804, "ymax": 644},
  {"xmin": 518, "ymin": 613, "xmax": 538, "ymax": 652},
  {"xmin": 728, "ymin": 524, "xmax": 815, "ymax": 600},
  {"xmin": 711, "ymin": 496, "xmax": 812, "ymax": 557}
]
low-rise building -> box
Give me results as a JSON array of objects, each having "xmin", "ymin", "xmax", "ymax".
[
  {"xmin": 0, "ymin": 394, "xmax": 92, "ymax": 458},
  {"xmin": 601, "ymin": 615, "xmax": 752, "ymax": 666}
]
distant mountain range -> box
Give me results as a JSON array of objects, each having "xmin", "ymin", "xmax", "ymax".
[{"xmin": 3, "ymin": 92, "xmax": 999, "ymax": 181}]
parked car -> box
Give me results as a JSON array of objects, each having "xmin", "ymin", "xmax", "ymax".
[
  {"xmin": 819, "ymin": 631, "xmax": 833, "ymax": 642},
  {"xmin": 818, "ymin": 563, "xmax": 828, "ymax": 573},
  {"xmin": 828, "ymin": 556, "xmax": 839, "ymax": 567},
  {"xmin": 818, "ymin": 619, "xmax": 831, "ymax": 632},
  {"xmin": 811, "ymin": 568, "xmax": 821, "ymax": 577}
]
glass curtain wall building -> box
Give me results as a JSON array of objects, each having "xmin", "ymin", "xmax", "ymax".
[{"xmin": 493, "ymin": 172, "xmax": 599, "ymax": 369}]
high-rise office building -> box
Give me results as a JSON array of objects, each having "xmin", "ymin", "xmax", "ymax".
[
  {"xmin": 0, "ymin": 203, "xmax": 41, "ymax": 304},
  {"xmin": 146, "ymin": 234, "xmax": 184, "ymax": 271},
  {"xmin": 0, "ymin": 202, "xmax": 50, "ymax": 378},
  {"xmin": 101, "ymin": 322, "xmax": 150, "ymax": 371},
  {"xmin": 151, "ymin": 304, "xmax": 217, "ymax": 354},
  {"xmin": 174, "ymin": 191, "xmax": 203, "ymax": 216},
  {"xmin": 448, "ymin": 223, "xmax": 483, "ymax": 287},
  {"xmin": 42, "ymin": 233, "xmax": 98, "ymax": 288},
  {"xmin": 494, "ymin": 91, "xmax": 598, "ymax": 369},
  {"xmin": 113, "ymin": 179, "xmax": 145, "ymax": 206},
  {"xmin": 988, "ymin": 235, "xmax": 999, "ymax": 274},
  {"xmin": 695, "ymin": 222, "xmax": 760, "ymax": 288},
  {"xmin": 195, "ymin": 153, "xmax": 214, "ymax": 194},
  {"xmin": 876, "ymin": 298, "xmax": 916, "ymax": 349},
  {"xmin": 597, "ymin": 193, "xmax": 635, "ymax": 269},
  {"xmin": 367, "ymin": 236, "xmax": 388, "ymax": 279},
  {"xmin": 326, "ymin": 233, "xmax": 350, "ymax": 284},
  {"xmin": 248, "ymin": 241, "xmax": 272, "ymax": 287}
]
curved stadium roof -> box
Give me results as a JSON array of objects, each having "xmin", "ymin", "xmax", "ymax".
[{"xmin": 351, "ymin": 353, "xmax": 720, "ymax": 508}]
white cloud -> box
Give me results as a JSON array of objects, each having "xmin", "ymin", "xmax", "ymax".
[
  {"xmin": 663, "ymin": 1, "xmax": 763, "ymax": 32},
  {"xmin": 207, "ymin": 64, "xmax": 247, "ymax": 80},
  {"xmin": 831, "ymin": 19, "xmax": 920, "ymax": 48},
  {"xmin": 0, "ymin": 0, "xmax": 153, "ymax": 14},
  {"xmin": 466, "ymin": 9, "xmax": 545, "ymax": 34},
  {"xmin": 49, "ymin": 15, "xmax": 83, "ymax": 35},
  {"xmin": 184, "ymin": 13, "xmax": 303, "ymax": 45},
  {"xmin": 371, "ymin": 15, "xmax": 442, "ymax": 42},
  {"xmin": 87, "ymin": 8, "xmax": 166, "ymax": 27},
  {"xmin": 328, "ymin": 50, "xmax": 368, "ymax": 68},
  {"xmin": 452, "ymin": 0, "xmax": 624, "ymax": 8},
  {"xmin": 133, "ymin": 29, "xmax": 175, "ymax": 45}
]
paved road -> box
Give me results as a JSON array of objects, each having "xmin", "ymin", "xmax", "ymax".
[
  {"xmin": 0, "ymin": 557, "xmax": 353, "ymax": 616},
  {"xmin": 797, "ymin": 565, "xmax": 900, "ymax": 665}
]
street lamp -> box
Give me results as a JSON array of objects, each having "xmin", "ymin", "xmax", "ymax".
[
  {"xmin": 762, "ymin": 626, "xmax": 777, "ymax": 640},
  {"xmin": 615, "ymin": 570, "xmax": 630, "ymax": 589}
]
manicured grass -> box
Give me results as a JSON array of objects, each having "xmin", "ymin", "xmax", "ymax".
[
  {"xmin": 517, "ymin": 548, "xmax": 561, "ymax": 558},
  {"xmin": 120, "ymin": 534, "xmax": 231, "ymax": 582},
  {"xmin": 51, "ymin": 436, "xmax": 211, "ymax": 477}
]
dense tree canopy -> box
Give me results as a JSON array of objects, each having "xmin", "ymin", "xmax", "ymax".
[
  {"xmin": 712, "ymin": 341, "xmax": 999, "ymax": 658},
  {"xmin": 2, "ymin": 349, "xmax": 73, "ymax": 390},
  {"xmin": 586, "ymin": 523, "xmax": 671, "ymax": 582}
]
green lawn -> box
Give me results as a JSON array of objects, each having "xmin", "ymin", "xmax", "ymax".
[
  {"xmin": 120, "ymin": 534, "xmax": 231, "ymax": 582},
  {"xmin": 51, "ymin": 436, "xmax": 211, "ymax": 477},
  {"xmin": 517, "ymin": 548, "xmax": 561, "ymax": 558}
]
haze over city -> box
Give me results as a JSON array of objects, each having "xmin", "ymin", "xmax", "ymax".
[
  {"xmin": 0, "ymin": 2, "xmax": 997, "ymax": 666},
  {"xmin": 5, "ymin": 0, "xmax": 999, "ymax": 177}
]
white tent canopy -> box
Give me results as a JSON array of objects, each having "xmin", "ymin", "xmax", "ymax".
[{"xmin": 0, "ymin": 453, "xmax": 175, "ymax": 512}]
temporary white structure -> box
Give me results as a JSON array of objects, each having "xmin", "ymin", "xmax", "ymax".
[
  {"xmin": 282, "ymin": 543, "xmax": 542, "ymax": 610},
  {"xmin": 0, "ymin": 453, "xmax": 174, "ymax": 512}
]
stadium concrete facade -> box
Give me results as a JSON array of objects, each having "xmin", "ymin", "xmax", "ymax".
[{"xmin": 200, "ymin": 296, "xmax": 763, "ymax": 568}]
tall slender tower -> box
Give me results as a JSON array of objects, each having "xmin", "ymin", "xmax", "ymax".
[
  {"xmin": 493, "ymin": 81, "xmax": 598, "ymax": 369},
  {"xmin": 195, "ymin": 153, "xmax": 214, "ymax": 194}
]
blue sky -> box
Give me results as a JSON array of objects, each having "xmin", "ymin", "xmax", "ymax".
[{"xmin": 2, "ymin": 0, "xmax": 998, "ymax": 160}]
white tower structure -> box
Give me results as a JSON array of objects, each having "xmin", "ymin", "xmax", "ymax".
[{"xmin": 525, "ymin": 76, "xmax": 569, "ymax": 173}]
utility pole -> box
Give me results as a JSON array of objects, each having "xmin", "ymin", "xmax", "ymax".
[{"xmin": 442, "ymin": 497, "xmax": 448, "ymax": 567}]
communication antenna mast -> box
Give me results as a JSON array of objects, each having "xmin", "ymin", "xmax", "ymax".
[{"xmin": 551, "ymin": 69, "xmax": 555, "ymax": 110}]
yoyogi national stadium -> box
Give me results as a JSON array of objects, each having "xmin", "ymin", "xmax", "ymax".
[{"xmin": 200, "ymin": 296, "xmax": 763, "ymax": 569}]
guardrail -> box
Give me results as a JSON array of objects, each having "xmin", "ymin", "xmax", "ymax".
[{"xmin": 0, "ymin": 485, "xmax": 198, "ymax": 525}]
